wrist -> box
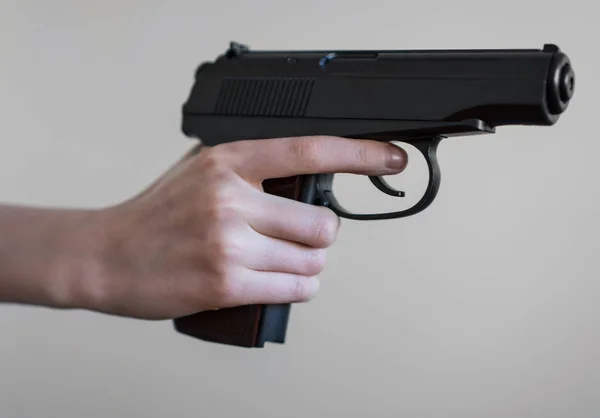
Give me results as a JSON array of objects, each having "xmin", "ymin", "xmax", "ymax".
[
  {"xmin": 24, "ymin": 207, "xmax": 111, "ymax": 312},
  {"xmin": 46, "ymin": 208, "xmax": 113, "ymax": 312},
  {"xmin": 0, "ymin": 205, "xmax": 110, "ymax": 310}
]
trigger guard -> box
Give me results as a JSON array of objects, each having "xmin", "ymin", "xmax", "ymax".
[{"xmin": 316, "ymin": 136, "xmax": 443, "ymax": 220}]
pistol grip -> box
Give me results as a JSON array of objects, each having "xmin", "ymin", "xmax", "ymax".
[
  {"xmin": 173, "ymin": 303, "xmax": 291, "ymax": 347},
  {"xmin": 172, "ymin": 176, "xmax": 315, "ymax": 347}
]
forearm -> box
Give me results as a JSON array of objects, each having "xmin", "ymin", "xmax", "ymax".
[{"xmin": 0, "ymin": 205, "xmax": 105, "ymax": 309}]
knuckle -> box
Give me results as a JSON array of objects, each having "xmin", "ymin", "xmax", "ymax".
[
  {"xmin": 210, "ymin": 269, "xmax": 240, "ymax": 304},
  {"xmin": 194, "ymin": 146, "xmax": 222, "ymax": 171},
  {"xmin": 356, "ymin": 144, "xmax": 371, "ymax": 167},
  {"xmin": 293, "ymin": 277, "xmax": 309, "ymax": 301},
  {"xmin": 292, "ymin": 277, "xmax": 319, "ymax": 302},
  {"xmin": 203, "ymin": 242, "xmax": 229, "ymax": 278},
  {"xmin": 203, "ymin": 204, "xmax": 238, "ymax": 236},
  {"xmin": 210, "ymin": 228, "xmax": 245, "ymax": 267},
  {"xmin": 211, "ymin": 189, "xmax": 238, "ymax": 218},
  {"xmin": 291, "ymin": 137, "xmax": 322, "ymax": 169},
  {"xmin": 194, "ymin": 146, "xmax": 237, "ymax": 180},
  {"xmin": 203, "ymin": 185, "xmax": 244, "ymax": 226},
  {"xmin": 304, "ymin": 249, "xmax": 327, "ymax": 275},
  {"xmin": 199, "ymin": 225, "xmax": 247, "ymax": 298},
  {"xmin": 199, "ymin": 144, "xmax": 231, "ymax": 165},
  {"xmin": 195, "ymin": 150, "xmax": 240, "ymax": 195},
  {"xmin": 311, "ymin": 210, "xmax": 340, "ymax": 247}
]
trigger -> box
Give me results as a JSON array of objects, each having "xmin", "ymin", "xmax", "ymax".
[{"xmin": 369, "ymin": 176, "xmax": 406, "ymax": 197}]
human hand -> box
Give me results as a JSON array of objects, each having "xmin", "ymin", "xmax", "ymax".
[{"xmin": 78, "ymin": 136, "xmax": 408, "ymax": 319}]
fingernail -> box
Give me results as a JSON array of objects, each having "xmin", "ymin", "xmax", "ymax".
[{"xmin": 386, "ymin": 144, "xmax": 408, "ymax": 172}]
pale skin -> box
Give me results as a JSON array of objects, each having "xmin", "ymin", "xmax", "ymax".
[{"xmin": 0, "ymin": 136, "xmax": 407, "ymax": 320}]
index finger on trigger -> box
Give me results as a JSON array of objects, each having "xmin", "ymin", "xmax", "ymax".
[{"xmin": 226, "ymin": 136, "xmax": 408, "ymax": 181}]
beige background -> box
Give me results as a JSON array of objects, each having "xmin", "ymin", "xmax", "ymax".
[{"xmin": 0, "ymin": 1, "xmax": 598, "ymax": 417}]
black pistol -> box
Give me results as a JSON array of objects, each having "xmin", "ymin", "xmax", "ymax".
[{"xmin": 173, "ymin": 42, "xmax": 575, "ymax": 347}]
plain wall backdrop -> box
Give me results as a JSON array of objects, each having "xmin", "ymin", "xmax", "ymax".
[{"xmin": 0, "ymin": 1, "xmax": 598, "ymax": 417}]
